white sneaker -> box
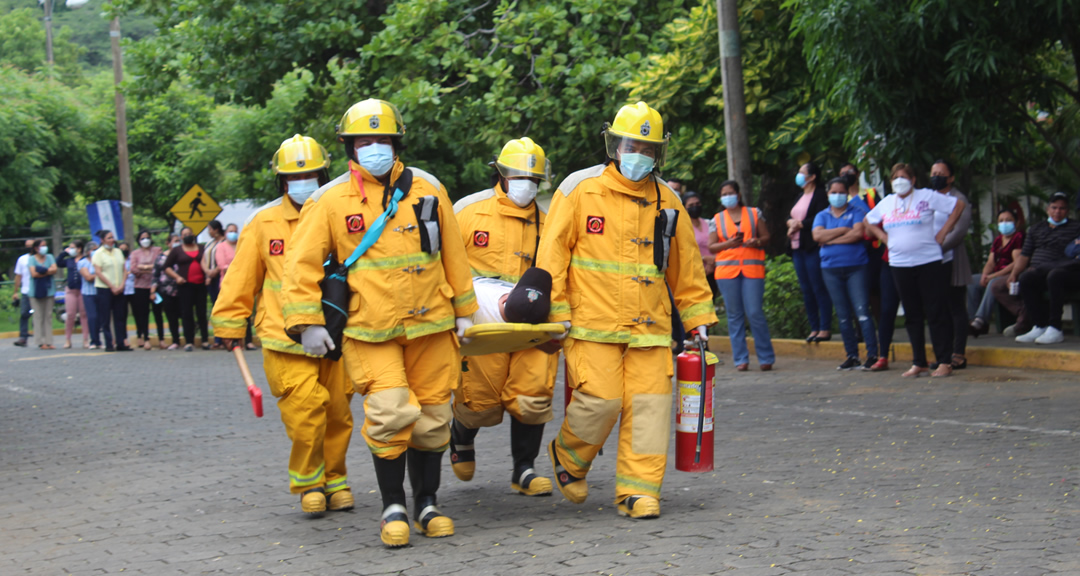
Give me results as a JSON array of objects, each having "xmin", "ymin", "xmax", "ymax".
[
  {"xmin": 1035, "ymin": 326, "xmax": 1065, "ymax": 344},
  {"xmin": 1016, "ymin": 326, "xmax": 1047, "ymax": 343}
]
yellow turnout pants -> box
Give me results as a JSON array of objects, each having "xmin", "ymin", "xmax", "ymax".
[
  {"xmin": 454, "ymin": 347, "xmax": 557, "ymax": 428},
  {"xmin": 262, "ymin": 349, "xmax": 354, "ymax": 494},
  {"xmin": 342, "ymin": 331, "xmax": 458, "ymax": 459},
  {"xmin": 553, "ymin": 338, "xmax": 673, "ymax": 504}
]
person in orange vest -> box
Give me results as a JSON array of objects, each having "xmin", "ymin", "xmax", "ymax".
[
  {"xmin": 537, "ymin": 102, "xmax": 717, "ymax": 519},
  {"xmin": 707, "ymin": 179, "xmax": 775, "ymax": 371},
  {"xmin": 450, "ymin": 137, "xmax": 559, "ymax": 497},
  {"xmin": 281, "ymin": 99, "xmax": 477, "ymax": 548},
  {"xmin": 211, "ymin": 135, "xmax": 355, "ymax": 516}
]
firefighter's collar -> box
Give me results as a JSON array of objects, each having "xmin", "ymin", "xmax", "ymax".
[
  {"xmin": 602, "ymin": 163, "xmax": 650, "ymax": 198},
  {"xmin": 281, "ymin": 194, "xmax": 302, "ymax": 221},
  {"xmin": 349, "ymin": 160, "xmax": 406, "ymax": 203}
]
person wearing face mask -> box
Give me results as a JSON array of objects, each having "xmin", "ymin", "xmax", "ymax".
[
  {"xmin": 536, "ymin": 101, "xmax": 717, "ymax": 520},
  {"xmin": 928, "ymin": 160, "xmax": 973, "ymax": 369},
  {"xmin": 281, "ymin": 101, "xmax": 477, "ymax": 548},
  {"xmin": 164, "ymin": 227, "xmax": 210, "ymax": 351},
  {"xmin": 78, "ymin": 241, "xmax": 102, "ymax": 349},
  {"xmin": 151, "ymin": 234, "xmax": 183, "ymax": 349},
  {"xmin": 968, "ymin": 209, "xmax": 1025, "ymax": 336},
  {"xmin": 11, "ymin": 239, "xmax": 37, "ymax": 347},
  {"xmin": 56, "ymin": 240, "xmax": 89, "ymax": 349},
  {"xmin": 787, "ymin": 162, "xmax": 833, "ymax": 343},
  {"xmin": 128, "ymin": 230, "xmax": 162, "ymax": 350},
  {"xmin": 91, "ymin": 230, "xmax": 133, "ymax": 352},
  {"xmin": 28, "ymin": 240, "xmax": 58, "ymax": 350},
  {"xmin": 864, "ymin": 164, "xmax": 966, "ymax": 377},
  {"xmin": 448, "ymin": 137, "xmax": 558, "ymax": 497},
  {"xmin": 212, "ymin": 134, "xmax": 356, "ymax": 519},
  {"xmin": 1008, "ymin": 192, "xmax": 1080, "ymax": 344},
  {"xmin": 812, "ymin": 178, "xmax": 878, "ymax": 370},
  {"xmin": 708, "ymin": 180, "xmax": 775, "ymax": 371},
  {"xmin": 683, "ymin": 192, "xmax": 720, "ymax": 301}
]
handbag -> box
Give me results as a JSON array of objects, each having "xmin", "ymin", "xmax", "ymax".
[
  {"xmin": 33, "ymin": 266, "xmax": 51, "ymax": 299},
  {"xmin": 291, "ymin": 169, "xmax": 414, "ymax": 360}
]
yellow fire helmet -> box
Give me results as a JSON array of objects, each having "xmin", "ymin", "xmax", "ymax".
[
  {"xmin": 270, "ymin": 134, "xmax": 331, "ymax": 175},
  {"xmin": 494, "ymin": 137, "xmax": 552, "ymax": 181},
  {"xmin": 336, "ymin": 99, "xmax": 406, "ymax": 137},
  {"xmin": 603, "ymin": 101, "xmax": 670, "ymax": 167}
]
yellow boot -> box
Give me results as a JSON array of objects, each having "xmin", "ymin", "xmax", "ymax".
[
  {"xmin": 512, "ymin": 468, "xmax": 553, "ymax": 497},
  {"xmin": 449, "ymin": 420, "xmax": 476, "ymax": 481},
  {"xmin": 617, "ymin": 495, "xmax": 660, "ymax": 519},
  {"xmin": 548, "ymin": 440, "xmax": 588, "ymax": 503},
  {"xmin": 414, "ymin": 505, "xmax": 455, "ymax": 538},
  {"xmin": 328, "ymin": 488, "xmax": 354, "ymax": 511},
  {"xmin": 300, "ymin": 488, "xmax": 326, "ymax": 516},
  {"xmin": 380, "ymin": 504, "xmax": 410, "ymax": 548}
]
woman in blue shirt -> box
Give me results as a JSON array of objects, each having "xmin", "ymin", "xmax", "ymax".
[
  {"xmin": 812, "ymin": 178, "xmax": 878, "ymax": 370},
  {"xmin": 77, "ymin": 242, "xmax": 101, "ymax": 349}
]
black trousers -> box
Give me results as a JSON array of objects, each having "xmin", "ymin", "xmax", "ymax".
[
  {"xmin": 891, "ymin": 261, "xmax": 952, "ymax": 367},
  {"xmin": 162, "ymin": 294, "xmax": 181, "ymax": 344},
  {"xmin": 946, "ymin": 284, "xmax": 968, "ymax": 356},
  {"xmin": 151, "ymin": 295, "xmax": 166, "ymax": 342},
  {"xmin": 131, "ymin": 288, "xmax": 152, "ymax": 340},
  {"xmin": 1019, "ymin": 265, "xmax": 1080, "ymax": 330},
  {"xmin": 95, "ymin": 290, "xmax": 127, "ymax": 348},
  {"xmin": 178, "ymin": 282, "xmax": 208, "ymax": 346}
]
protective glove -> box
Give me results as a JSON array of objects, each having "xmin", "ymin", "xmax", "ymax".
[
  {"xmin": 455, "ymin": 317, "xmax": 474, "ymax": 344},
  {"xmin": 690, "ymin": 325, "xmax": 709, "ymax": 345},
  {"xmin": 552, "ymin": 321, "xmax": 571, "ymax": 341},
  {"xmin": 301, "ymin": 325, "xmax": 335, "ymax": 356}
]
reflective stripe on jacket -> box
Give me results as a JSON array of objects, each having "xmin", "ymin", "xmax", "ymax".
[
  {"xmin": 536, "ymin": 163, "xmax": 717, "ymax": 347},
  {"xmin": 713, "ymin": 207, "xmax": 766, "ymax": 280},
  {"xmin": 281, "ymin": 160, "xmax": 477, "ymax": 342}
]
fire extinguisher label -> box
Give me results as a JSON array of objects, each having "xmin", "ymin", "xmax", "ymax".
[{"xmin": 676, "ymin": 380, "xmax": 713, "ymax": 433}]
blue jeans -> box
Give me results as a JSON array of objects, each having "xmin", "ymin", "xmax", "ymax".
[
  {"xmin": 878, "ymin": 263, "xmax": 899, "ymax": 357},
  {"xmin": 717, "ymin": 274, "xmax": 775, "ymax": 366},
  {"xmin": 792, "ymin": 248, "xmax": 833, "ymax": 332},
  {"xmin": 967, "ymin": 274, "xmax": 1002, "ymax": 321},
  {"xmin": 82, "ymin": 292, "xmax": 100, "ymax": 346},
  {"xmin": 822, "ymin": 265, "xmax": 879, "ymax": 359}
]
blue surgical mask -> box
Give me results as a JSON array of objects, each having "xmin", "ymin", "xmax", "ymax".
[
  {"xmin": 355, "ymin": 143, "xmax": 395, "ymax": 177},
  {"xmin": 828, "ymin": 193, "xmax": 848, "ymax": 208},
  {"xmin": 997, "ymin": 221, "xmax": 1015, "ymax": 235},
  {"xmin": 721, "ymin": 195, "xmax": 739, "ymax": 209},
  {"xmin": 795, "ymin": 173, "xmax": 807, "ymax": 187},
  {"xmin": 287, "ymin": 177, "xmax": 320, "ymax": 205},
  {"xmin": 226, "ymin": 232, "xmax": 239, "ymax": 243},
  {"xmin": 1049, "ymin": 216, "xmax": 1068, "ymax": 226},
  {"xmin": 619, "ymin": 153, "xmax": 655, "ymax": 182},
  {"xmin": 38, "ymin": 246, "xmax": 48, "ymax": 255}
]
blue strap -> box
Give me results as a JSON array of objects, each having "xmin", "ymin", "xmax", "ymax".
[{"xmin": 329, "ymin": 186, "xmax": 406, "ymax": 280}]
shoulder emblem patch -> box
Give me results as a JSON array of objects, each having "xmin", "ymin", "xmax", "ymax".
[
  {"xmin": 345, "ymin": 214, "xmax": 366, "ymax": 234},
  {"xmin": 473, "ymin": 231, "xmax": 490, "ymax": 247},
  {"xmin": 586, "ymin": 216, "xmax": 605, "ymax": 234},
  {"xmin": 268, "ymin": 239, "xmax": 285, "ymax": 256}
]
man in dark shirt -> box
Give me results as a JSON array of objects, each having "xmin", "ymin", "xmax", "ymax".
[{"xmin": 1009, "ymin": 192, "xmax": 1080, "ymax": 344}]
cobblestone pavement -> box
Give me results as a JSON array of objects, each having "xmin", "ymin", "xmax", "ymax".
[{"xmin": 1, "ymin": 340, "xmax": 1077, "ymax": 576}]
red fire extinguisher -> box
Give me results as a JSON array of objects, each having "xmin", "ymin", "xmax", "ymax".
[{"xmin": 675, "ymin": 341, "xmax": 716, "ymax": 472}]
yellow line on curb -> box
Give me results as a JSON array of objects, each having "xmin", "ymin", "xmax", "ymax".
[{"xmin": 10, "ymin": 352, "xmax": 110, "ymax": 362}]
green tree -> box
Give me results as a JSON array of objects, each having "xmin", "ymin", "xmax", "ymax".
[{"xmin": 0, "ymin": 7, "xmax": 85, "ymax": 85}]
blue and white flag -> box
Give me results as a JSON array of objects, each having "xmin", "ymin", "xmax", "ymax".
[{"xmin": 86, "ymin": 200, "xmax": 125, "ymax": 241}]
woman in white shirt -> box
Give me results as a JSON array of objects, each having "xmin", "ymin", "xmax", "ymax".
[{"xmin": 865, "ymin": 163, "xmax": 966, "ymax": 378}]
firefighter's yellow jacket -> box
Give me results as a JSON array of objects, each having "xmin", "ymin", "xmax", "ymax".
[
  {"xmin": 211, "ymin": 195, "xmax": 308, "ymax": 354},
  {"xmin": 536, "ymin": 163, "xmax": 717, "ymax": 347},
  {"xmin": 453, "ymin": 182, "xmax": 546, "ymax": 282},
  {"xmin": 282, "ymin": 161, "xmax": 478, "ymax": 341}
]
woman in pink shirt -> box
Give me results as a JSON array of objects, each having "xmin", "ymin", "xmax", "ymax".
[
  {"xmin": 786, "ymin": 162, "xmax": 833, "ymax": 342},
  {"xmin": 683, "ymin": 192, "xmax": 719, "ymax": 300},
  {"xmin": 129, "ymin": 230, "xmax": 162, "ymax": 350}
]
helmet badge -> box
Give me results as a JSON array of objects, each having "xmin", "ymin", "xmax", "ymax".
[
  {"xmin": 528, "ymin": 155, "xmax": 537, "ymax": 168},
  {"xmin": 369, "ymin": 116, "xmax": 380, "ymax": 129},
  {"xmin": 640, "ymin": 121, "xmax": 651, "ymax": 137},
  {"xmin": 296, "ymin": 160, "xmax": 306, "ymax": 168}
]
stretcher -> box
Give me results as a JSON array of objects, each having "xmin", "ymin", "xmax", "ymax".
[{"xmin": 459, "ymin": 322, "xmax": 566, "ymax": 356}]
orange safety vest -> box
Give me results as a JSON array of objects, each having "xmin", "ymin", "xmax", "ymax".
[{"xmin": 713, "ymin": 207, "xmax": 765, "ymax": 280}]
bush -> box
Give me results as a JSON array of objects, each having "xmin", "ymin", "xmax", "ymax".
[{"xmin": 713, "ymin": 254, "xmax": 811, "ymax": 340}]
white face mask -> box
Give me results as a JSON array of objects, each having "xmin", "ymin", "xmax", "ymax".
[
  {"xmin": 66, "ymin": 247, "xmax": 77, "ymax": 256},
  {"xmin": 139, "ymin": 238, "xmax": 152, "ymax": 248},
  {"xmin": 355, "ymin": 142, "xmax": 395, "ymax": 177},
  {"xmin": 892, "ymin": 177, "xmax": 913, "ymax": 197},
  {"xmin": 505, "ymin": 179, "xmax": 538, "ymax": 207},
  {"xmin": 287, "ymin": 178, "xmax": 320, "ymax": 205}
]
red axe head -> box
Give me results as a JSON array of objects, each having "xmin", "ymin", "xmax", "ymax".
[{"xmin": 249, "ymin": 385, "xmax": 264, "ymax": 418}]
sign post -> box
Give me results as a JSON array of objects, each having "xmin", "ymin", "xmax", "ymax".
[{"xmin": 169, "ymin": 184, "xmax": 222, "ymax": 236}]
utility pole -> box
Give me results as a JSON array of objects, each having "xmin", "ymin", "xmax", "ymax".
[
  {"xmin": 110, "ymin": 17, "xmax": 134, "ymax": 241},
  {"xmin": 717, "ymin": 0, "xmax": 752, "ymax": 205},
  {"xmin": 43, "ymin": 0, "xmax": 63, "ymax": 253}
]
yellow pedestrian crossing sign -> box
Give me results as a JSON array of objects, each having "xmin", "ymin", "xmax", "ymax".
[{"xmin": 170, "ymin": 184, "xmax": 222, "ymax": 236}]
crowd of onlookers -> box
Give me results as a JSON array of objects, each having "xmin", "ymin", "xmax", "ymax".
[
  {"xmin": 10, "ymin": 220, "xmax": 255, "ymax": 352},
  {"xmin": 678, "ymin": 163, "xmax": 1080, "ymax": 377}
]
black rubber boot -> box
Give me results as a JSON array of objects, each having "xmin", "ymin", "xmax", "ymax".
[
  {"xmin": 510, "ymin": 418, "xmax": 553, "ymax": 496},
  {"xmin": 372, "ymin": 453, "xmax": 409, "ymax": 548},
  {"xmin": 449, "ymin": 418, "xmax": 479, "ymax": 481},
  {"xmin": 407, "ymin": 448, "xmax": 454, "ymax": 537}
]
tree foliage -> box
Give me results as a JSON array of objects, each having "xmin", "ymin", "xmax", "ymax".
[{"xmin": 0, "ymin": 7, "xmax": 85, "ymax": 85}]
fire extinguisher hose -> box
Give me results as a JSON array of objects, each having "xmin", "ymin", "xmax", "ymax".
[{"xmin": 695, "ymin": 339, "xmax": 706, "ymax": 463}]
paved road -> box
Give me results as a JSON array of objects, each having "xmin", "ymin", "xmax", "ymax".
[{"xmin": 1, "ymin": 341, "xmax": 1077, "ymax": 575}]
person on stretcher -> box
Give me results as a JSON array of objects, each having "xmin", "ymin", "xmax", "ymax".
[{"xmin": 467, "ymin": 268, "xmax": 560, "ymax": 354}]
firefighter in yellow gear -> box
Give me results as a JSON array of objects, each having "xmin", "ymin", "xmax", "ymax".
[
  {"xmin": 450, "ymin": 137, "xmax": 558, "ymax": 497},
  {"xmin": 536, "ymin": 102, "xmax": 718, "ymax": 519},
  {"xmin": 281, "ymin": 99, "xmax": 477, "ymax": 548},
  {"xmin": 210, "ymin": 134, "xmax": 354, "ymax": 517}
]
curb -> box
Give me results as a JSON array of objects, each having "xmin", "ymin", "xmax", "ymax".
[{"xmin": 707, "ymin": 336, "xmax": 1080, "ymax": 373}]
